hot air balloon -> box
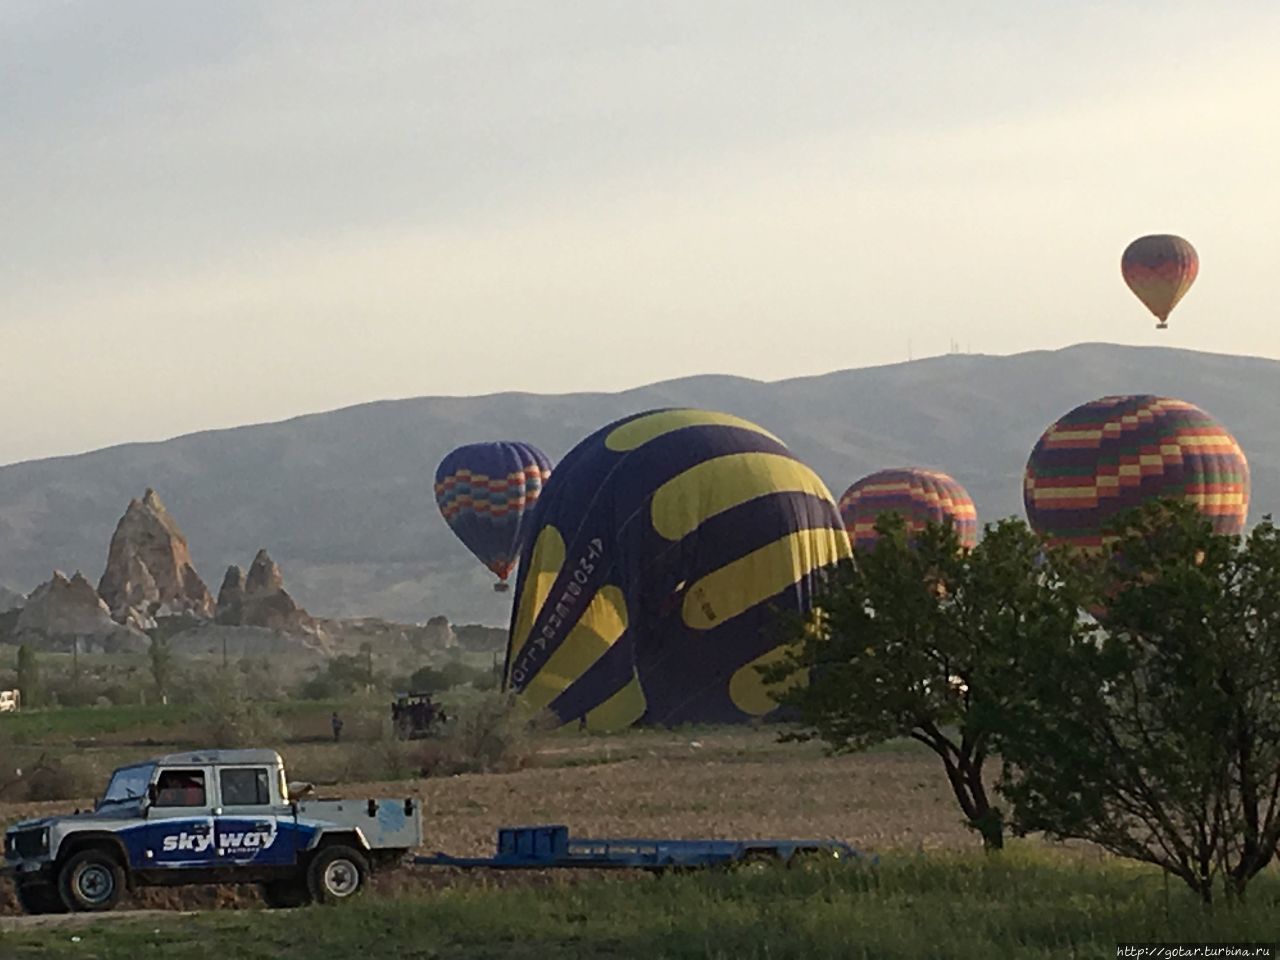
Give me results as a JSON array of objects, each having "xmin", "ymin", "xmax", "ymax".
[
  {"xmin": 839, "ymin": 468, "xmax": 978, "ymax": 553},
  {"xmin": 1121, "ymin": 234, "xmax": 1198, "ymax": 329},
  {"xmin": 435, "ymin": 442, "xmax": 553, "ymax": 592},
  {"xmin": 505, "ymin": 409, "xmax": 850, "ymax": 731},
  {"xmin": 1024, "ymin": 396, "xmax": 1248, "ymax": 551}
]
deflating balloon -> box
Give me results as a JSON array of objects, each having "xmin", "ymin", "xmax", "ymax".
[
  {"xmin": 1024, "ymin": 395, "xmax": 1248, "ymax": 550},
  {"xmin": 838, "ymin": 468, "xmax": 978, "ymax": 553},
  {"xmin": 505, "ymin": 409, "xmax": 850, "ymax": 730},
  {"xmin": 435, "ymin": 442, "xmax": 553, "ymax": 591},
  {"xmin": 1121, "ymin": 234, "xmax": 1198, "ymax": 329}
]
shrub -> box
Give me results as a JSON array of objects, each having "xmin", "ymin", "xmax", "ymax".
[
  {"xmin": 190, "ymin": 673, "xmax": 284, "ymax": 748},
  {"xmin": 21, "ymin": 753, "xmax": 104, "ymax": 802},
  {"xmin": 416, "ymin": 693, "xmax": 538, "ymax": 776}
]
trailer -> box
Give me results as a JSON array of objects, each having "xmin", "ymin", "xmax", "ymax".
[{"xmin": 412, "ymin": 824, "xmax": 861, "ymax": 873}]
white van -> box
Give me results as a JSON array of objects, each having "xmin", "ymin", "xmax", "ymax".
[{"xmin": 0, "ymin": 689, "xmax": 20, "ymax": 713}]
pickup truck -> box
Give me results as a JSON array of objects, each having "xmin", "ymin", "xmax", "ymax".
[{"xmin": 2, "ymin": 749, "xmax": 422, "ymax": 914}]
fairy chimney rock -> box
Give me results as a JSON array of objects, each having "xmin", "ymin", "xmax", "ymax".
[
  {"xmin": 216, "ymin": 565, "xmax": 246, "ymax": 625},
  {"xmin": 14, "ymin": 571, "xmax": 147, "ymax": 651},
  {"xmin": 97, "ymin": 488, "xmax": 215, "ymax": 625},
  {"xmin": 223, "ymin": 548, "xmax": 317, "ymax": 633},
  {"xmin": 245, "ymin": 549, "xmax": 285, "ymax": 596}
]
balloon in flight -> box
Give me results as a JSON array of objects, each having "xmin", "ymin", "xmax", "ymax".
[
  {"xmin": 435, "ymin": 441, "xmax": 553, "ymax": 592},
  {"xmin": 1121, "ymin": 234, "xmax": 1198, "ymax": 329}
]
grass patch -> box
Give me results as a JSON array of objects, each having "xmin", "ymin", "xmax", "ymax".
[
  {"xmin": 3, "ymin": 851, "xmax": 1279, "ymax": 959},
  {"xmin": 0, "ymin": 704, "xmax": 199, "ymax": 742}
]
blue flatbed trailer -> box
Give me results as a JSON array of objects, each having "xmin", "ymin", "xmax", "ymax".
[{"xmin": 411, "ymin": 825, "xmax": 861, "ymax": 872}]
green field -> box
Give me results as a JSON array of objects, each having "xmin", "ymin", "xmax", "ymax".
[{"xmin": 3, "ymin": 852, "xmax": 1277, "ymax": 959}]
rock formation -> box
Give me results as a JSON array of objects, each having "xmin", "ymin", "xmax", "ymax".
[
  {"xmin": 422, "ymin": 614, "xmax": 458, "ymax": 649},
  {"xmin": 216, "ymin": 566, "xmax": 246, "ymax": 625},
  {"xmin": 14, "ymin": 571, "xmax": 147, "ymax": 652},
  {"xmin": 97, "ymin": 489, "xmax": 215, "ymax": 628},
  {"xmin": 223, "ymin": 549, "xmax": 318, "ymax": 634}
]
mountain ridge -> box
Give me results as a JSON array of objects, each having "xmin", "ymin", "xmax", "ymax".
[{"xmin": 3, "ymin": 343, "xmax": 1277, "ymax": 625}]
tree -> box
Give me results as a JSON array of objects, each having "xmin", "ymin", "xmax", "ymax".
[
  {"xmin": 149, "ymin": 634, "xmax": 173, "ymax": 703},
  {"xmin": 996, "ymin": 501, "xmax": 1280, "ymax": 903},
  {"xmin": 768, "ymin": 515, "xmax": 1084, "ymax": 850},
  {"xmin": 16, "ymin": 644, "xmax": 41, "ymax": 708}
]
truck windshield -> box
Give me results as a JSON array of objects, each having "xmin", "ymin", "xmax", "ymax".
[{"xmin": 99, "ymin": 764, "xmax": 155, "ymax": 806}]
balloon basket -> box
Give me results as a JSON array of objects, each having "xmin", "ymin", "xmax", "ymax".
[
  {"xmin": 493, "ymin": 582, "xmax": 510, "ymax": 593},
  {"xmin": 1156, "ymin": 321, "xmax": 1168, "ymax": 330}
]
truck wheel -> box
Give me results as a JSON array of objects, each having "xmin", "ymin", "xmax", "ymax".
[
  {"xmin": 261, "ymin": 877, "xmax": 313, "ymax": 909},
  {"xmin": 57, "ymin": 849, "xmax": 125, "ymax": 912},
  {"xmin": 306, "ymin": 845, "xmax": 368, "ymax": 904},
  {"xmin": 16, "ymin": 880, "xmax": 68, "ymax": 915}
]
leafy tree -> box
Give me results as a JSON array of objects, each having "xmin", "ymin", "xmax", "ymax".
[
  {"xmin": 16, "ymin": 644, "xmax": 41, "ymax": 708},
  {"xmin": 996, "ymin": 502, "xmax": 1280, "ymax": 903},
  {"xmin": 149, "ymin": 634, "xmax": 173, "ymax": 702},
  {"xmin": 299, "ymin": 654, "xmax": 381, "ymax": 699},
  {"xmin": 769, "ymin": 515, "xmax": 1084, "ymax": 850}
]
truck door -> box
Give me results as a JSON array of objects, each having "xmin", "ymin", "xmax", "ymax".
[
  {"xmin": 140, "ymin": 766, "xmax": 219, "ymax": 868},
  {"xmin": 213, "ymin": 767, "xmax": 299, "ymax": 867}
]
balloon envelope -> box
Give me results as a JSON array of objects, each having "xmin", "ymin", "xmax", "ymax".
[
  {"xmin": 505, "ymin": 409, "xmax": 850, "ymax": 730},
  {"xmin": 1024, "ymin": 396, "xmax": 1248, "ymax": 550},
  {"xmin": 1121, "ymin": 234, "xmax": 1198, "ymax": 327},
  {"xmin": 435, "ymin": 442, "xmax": 553, "ymax": 585},
  {"xmin": 839, "ymin": 468, "xmax": 978, "ymax": 552}
]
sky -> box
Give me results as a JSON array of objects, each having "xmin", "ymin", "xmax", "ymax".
[{"xmin": 3, "ymin": 0, "xmax": 1279, "ymax": 466}]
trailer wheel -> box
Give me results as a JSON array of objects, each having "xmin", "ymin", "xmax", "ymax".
[
  {"xmin": 57, "ymin": 849, "xmax": 125, "ymax": 912},
  {"xmin": 261, "ymin": 878, "xmax": 313, "ymax": 909},
  {"xmin": 728, "ymin": 850, "xmax": 781, "ymax": 875},
  {"xmin": 788, "ymin": 848, "xmax": 842, "ymax": 873},
  {"xmin": 307, "ymin": 845, "xmax": 369, "ymax": 904},
  {"xmin": 15, "ymin": 880, "xmax": 68, "ymax": 915}
]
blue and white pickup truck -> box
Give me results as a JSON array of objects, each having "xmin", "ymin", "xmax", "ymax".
[{"xmin": 2, "ymin": 749, "xmax": 422, "ymax": 914}]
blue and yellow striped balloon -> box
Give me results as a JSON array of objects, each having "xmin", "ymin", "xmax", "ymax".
[{"xmin": 505, "ymin": 409, "xmax": 850, "ymax": 730}]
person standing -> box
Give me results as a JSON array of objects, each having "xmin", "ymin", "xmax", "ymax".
[{"xmin": 331, "ymin": 711, "xmax": 344, "ymax": 743}]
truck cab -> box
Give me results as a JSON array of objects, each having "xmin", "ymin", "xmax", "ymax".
[{"xmin": 3, "ymin": 748, "xmax": 422, "ymax": 914}]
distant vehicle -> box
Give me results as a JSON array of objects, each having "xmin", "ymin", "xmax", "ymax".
[
  {"xmin": 391, "ymin": 692, "xmax": 449, "ymax": 739},
  {"xmin": 1, "ymin": 749, "xmax": 422, "ymax": 914},
  {"xmin": 0, "ymin": 689, "xmax": 19, "ymax": 713}
]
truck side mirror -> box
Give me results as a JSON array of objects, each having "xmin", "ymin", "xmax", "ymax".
[{"xmin": 147, "ymin": 784, "xmax": 158, "ymax": 806}]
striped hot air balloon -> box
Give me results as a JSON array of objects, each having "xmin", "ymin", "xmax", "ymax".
[
  {"xmin": 1121, "ymin": 234, "xmax": 1198, "ymax": 329},
  {"xmin": 1024, "ymin": 396, "xmax": 1249, "ymax": 551},
  {"xmin": 505, "ymin": 409, "xmax": 850, "ymax": 730},
  {"xmin": 838, "ymin": 468, "xmax": 978, "ymax": 553},
  {"xmin": 435, "ymin": 442, "xmax": 553, "ymax": 592}
]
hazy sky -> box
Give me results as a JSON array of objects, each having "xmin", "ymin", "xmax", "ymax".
[{"xmin": 3, "ymin": 1, "xmax": 1279, "ymax": 466}]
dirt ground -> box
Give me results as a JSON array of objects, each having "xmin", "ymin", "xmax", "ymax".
[{"xmin": 0, "ymin": 730, "xmax": 983, "ymax": 917}]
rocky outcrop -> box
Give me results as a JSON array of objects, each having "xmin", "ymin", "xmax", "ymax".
[
  {"xmin": 216, "ymin": 566, "xmax": 246, "ymax": 625},
  {"xmin": 423, "ymin": 615, "xmax": 458, "ymax": 649},
  {"xmin": 14, "ymin": 571, "xmax": 147, "ymax": 652},
  {"xmin": 245, "ymin": 550, "xmax": 285, "ymax": 596},
  {"xmin": 166, "ymin": 624, "xmax": 332, "ymax": 659},
  {"xmin": 221, "ymin": 549, "xmax": 319, "ymax": 635},
  {"xmin": 98, "ymin": 489, "xmax": 215, "ymax": 627}
]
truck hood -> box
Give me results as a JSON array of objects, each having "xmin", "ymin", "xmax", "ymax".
[{"xmin": 7, "ymin": 805, "xmax": 144, "ymax": 832}]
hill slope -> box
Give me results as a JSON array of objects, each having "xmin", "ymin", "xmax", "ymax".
[{"xmin": 2, "ymin": 343, "xmax": 1276, "ymax": 624}]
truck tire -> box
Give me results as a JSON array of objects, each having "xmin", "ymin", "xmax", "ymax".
[
  {"xmin": 261, "ymin": 878, "xmax": 313, "ymax": 909},
  {"xmin": 306, "ymin": 845, "xmax": 368, "ymax": 904},
  {"xmin": 15, "ymin": 879, "xmax": 68, "ymax": 915},
  {"xmin": 57, "ymin": 849, "xmax": 126, "ymax": 912}
]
